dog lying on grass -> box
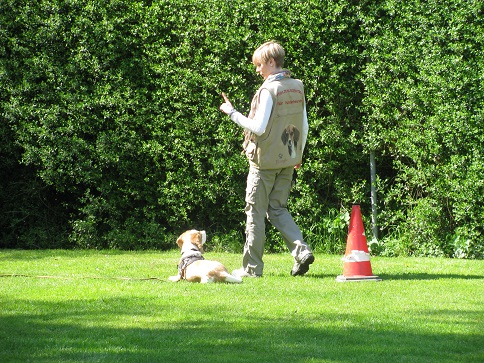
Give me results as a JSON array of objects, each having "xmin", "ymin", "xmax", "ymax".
[{"xmin": 168, "ymin": 229, "xmax": 242, "ymax": 283}]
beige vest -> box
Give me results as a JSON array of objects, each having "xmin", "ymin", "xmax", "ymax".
[{"xmin": 245, "ymin": 77, "xmax": 305, "ymax": 169}]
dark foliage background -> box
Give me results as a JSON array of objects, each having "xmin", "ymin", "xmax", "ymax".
[{"xmin": 1, "ymin": 0, "xmax": 482, "ymax": 257}]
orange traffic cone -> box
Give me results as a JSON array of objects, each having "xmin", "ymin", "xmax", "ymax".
[{"xmin": 336, "ymin": 205, "xmax": 381, "ymax": 282}]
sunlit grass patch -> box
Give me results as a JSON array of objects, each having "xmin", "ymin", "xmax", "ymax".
[{"xmin": 1, "ymin": 250, "xmax": 482, "ymax": 362}]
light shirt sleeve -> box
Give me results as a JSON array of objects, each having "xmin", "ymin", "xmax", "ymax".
[
  {"xmin": 301, "ymin": 104, "xmax": 308, "ymax": 154},
  {"xmin": 229, "ymin": 89, "xmax": 272, "ymax": 136}
]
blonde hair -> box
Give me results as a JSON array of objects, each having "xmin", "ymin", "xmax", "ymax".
[{"xmin": 252, "ymin": 41, "xmax": 285, "ymax": 68}]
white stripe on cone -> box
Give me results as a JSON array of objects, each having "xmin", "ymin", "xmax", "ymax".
[{"xmin": 342, "ymin": 250, "xmax": 370, "ymax": 262}]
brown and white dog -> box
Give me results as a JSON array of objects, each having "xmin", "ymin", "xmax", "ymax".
[
  {"xmin": 281, "ymin": 124, "xmax": 300, "ymax": 159},
  {"xmin": 168, "ymin": 229, "xmax": 242, "ymax": 283}
]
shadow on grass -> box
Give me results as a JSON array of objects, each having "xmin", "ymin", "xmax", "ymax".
[
  {"xmin": 0, "ymin": 249, "xmax": 135, "ymax": 261},
  {"xmin": 271, "ymin": 272, "xmax": 483, "ymax": 281},
  {"xmin": 1, "ymin": 297, "xmax": 482, "ymax": 363},
  {"xmin": 378, "ymin": 273, "xmax": 484, "ymax": 281}
]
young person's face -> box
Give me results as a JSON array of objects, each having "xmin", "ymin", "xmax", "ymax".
[{"xmin": 255, "ymin": 58, "xmax": 276, "ymax": 80}]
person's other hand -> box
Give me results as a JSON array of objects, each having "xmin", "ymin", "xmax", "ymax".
[{"xmin": 220, "ymin": 92, "xmax": 235, "ymax": 115}]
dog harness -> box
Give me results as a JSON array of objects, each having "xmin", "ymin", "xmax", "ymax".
[{"xmin": 178, "ymin": 253, "xmax": 204, "ymax": 280}]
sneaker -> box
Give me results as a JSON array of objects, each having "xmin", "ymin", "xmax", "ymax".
[
  {"xmin": 232, "ymin": 268, "xmax": 261, "ymax": 278},
  {"xmin": 291, "ymin": 253, "xmax": 315, "ymax": 276}
]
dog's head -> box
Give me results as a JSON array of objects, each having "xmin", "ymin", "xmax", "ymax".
[
  {"xmin": 176, "ymin": 229, "xmax": 207, "ymax": 254},
  {"xmin": 281, "ymin": 124, "xmax": 300, "ymax": 147},
  {"xmin": 281, "ymin": 124, "xmax": 300, "ymax": 158}
]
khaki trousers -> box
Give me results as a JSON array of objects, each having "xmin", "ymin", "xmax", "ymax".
[{"xmin": 243, "ymin": 164, "xmax": 312, "ymax": 275}]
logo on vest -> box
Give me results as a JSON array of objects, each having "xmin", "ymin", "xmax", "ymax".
[{"xmin": 281, "ymin": 124, "xmax": 300, "ymax": 159}]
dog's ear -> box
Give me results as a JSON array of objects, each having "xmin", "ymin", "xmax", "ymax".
[
  {"xmin": 176, "ymin": 236, "xmax": 184, "ymax": 249},
  {"xmin": 293, "ymin": 126, "xmax": 300, "ymax": 143},
  {"xmin": 191, "ymin": 231, "xmax": 205, "ymax": 254},
  {"xmin": 281, "ymin": 129, "xmax": 288, "ymax": 145}
]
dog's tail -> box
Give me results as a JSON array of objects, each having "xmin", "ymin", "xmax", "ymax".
[{"xmin": 222, "ymin": 272, "xmax": 243, "ymax": 284}]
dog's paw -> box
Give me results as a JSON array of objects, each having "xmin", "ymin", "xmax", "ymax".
[{"xmin": 168, "ymin": 275, "xmax": 181, "ymax": 282}]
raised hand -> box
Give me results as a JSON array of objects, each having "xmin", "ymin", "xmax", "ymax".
[{"xmin": 219, "ymin": 92, "xmax": 235, "ymax": 115}]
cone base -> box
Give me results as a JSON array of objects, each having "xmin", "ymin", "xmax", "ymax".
[
  {"xmin": 343, "ymin": 260, "xmax": 373, "ymax": 277},
  {"xmin": 336, "ymin": 275, "xmax": 382, "ymax": 282}
]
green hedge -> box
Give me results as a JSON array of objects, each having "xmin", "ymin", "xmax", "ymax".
[
  {"xmin": 1, "ymin": 0, "xmax": 483, "ymax": 257},
  {"xmin": 359, "ymin": 0, "xmax": 484, "ymax": 258}
]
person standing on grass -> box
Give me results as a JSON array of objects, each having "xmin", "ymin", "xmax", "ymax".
[{"xmin": 219, "ymin": 41, "xmax": 314, "ymax": 278}]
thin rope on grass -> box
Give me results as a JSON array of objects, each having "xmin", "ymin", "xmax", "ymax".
[{"xmin": 0, "ymin": 273, "xmax": 164, "ymax": 281}]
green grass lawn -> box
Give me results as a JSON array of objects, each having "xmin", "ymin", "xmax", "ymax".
[{"xmin": 0, "ymin": 249, "xmax": 482, "ymax": 363}]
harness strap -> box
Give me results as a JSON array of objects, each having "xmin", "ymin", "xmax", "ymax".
[{"xmin": 178, "ymin": 255, "xmax": 204, "ymax": 280}]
